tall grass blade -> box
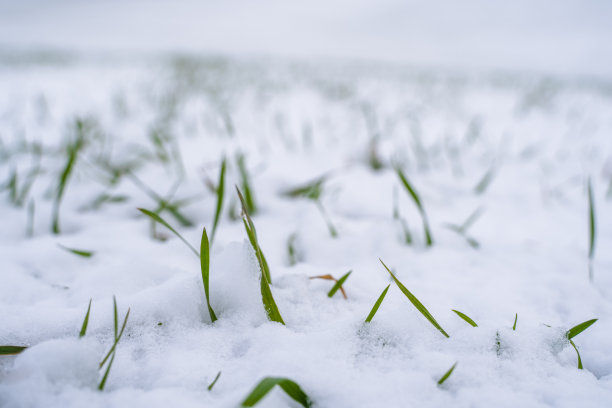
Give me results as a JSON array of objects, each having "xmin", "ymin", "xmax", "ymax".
[
  {"xmin": 452, "ymin": 310, "xmax": 478, "ymax": 327},
  {"xmin": 200, "ymin": 227, "xmax": 218, "ymax": 322},
  {"xmin": 98, "ymin": 352, "xmax": 116, "ymax": 391},
  {"xmin": 210, "ymin": 157, "xmax": 226, "ymax": 245},
  {"xmin": 236, "ymin": 153, "xmax": 257, "ymax": 214},
  {"xmin": 380, "ymin": 259, "xmax": 449, "ymax": 337},
  {"xmin": 569, "ymin": 339, "xmax": 583, "ymax": 369},
  {"xmin": 58, "ymin": 244, "xmax": 94, "ymax": 258},
  {"xmin": 0, "ymin": 346, "xmax": 27, "ymax": 355},
  {"xmin": 395, "ymin": 167, "xmax": 433, "ymax": 246},
  {"xmin": 241, "ymin": 377, "xmax": 312, "ymax": 407},
  {"xmin": 237, "ymin": 187, "xmax": 284, "ymax": 325},
  {"xmin": 208, "ymin": 371, "xmax": 222, "ymax": 391},
  {"xmin": 566, "ymin": 319, "xmax": 597, "ymax": 339},
  {"xmin": 79, "ymin": 299, "xmax": 92, "ymax": 337},
  {"xmin": 437, "ymin": 362, "xmax": 457, "ymax": 385},
  {"xmin": 365, "ymin": 284, "xmax": 390, "ymax": 323},
  {"xmin": 52, "ymin": 140, "xmax": 81, "ymax": 234},
  {"xmin": 137, "ymin": 208, "xmax": 198, "ymax": 257},
  {"xmin": 328, "ymin": 270, "xmax": 351, "ymax": 298}
]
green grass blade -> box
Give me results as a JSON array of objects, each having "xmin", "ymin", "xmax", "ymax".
[
  {"xmin": 569, "ymin": 339, "xmax": 583, "ymax": 369},
  {"xmin": 315, "ymin": 199, "xmax": 338, "ymax": 238},
  {"xmin": 241, "ymin": 377, "xmax": 312, "ymax": 407},
  {"xmin": 513, "ymin": 313, "xmax": 518, "ymax": 331},
  {"xmin": 58, "ymin": 244, "xmax": 94, "ymax": 258},
  {"xmin": 437, "ymin": 362, "xmax": 457, "ymax": 385},
  {"xmin": 380, "ymin": 259, "xmax": 449, "ymax": 338},
  {"xmin": 207, "ymin": 371, "xmax": 221, "ymax": 391},
  {"xmin": 365, "ymin": 284, "xmax": 390, "ymax": 323},
  {"xmin": 236, "ymin": 153, "xmax": 257, "ymax": 214},
  {"xmin": 588, "ymin": 178, "xmax": 596, "ymax": 260},
  {"xmin": 79, "ymin": 299, "xmax": 92, "ymax": 337},
  {"xmin": 210, "ymin": 157, "xmax": 226, "ymax": 245},
  {"xmin": 282, "ymin": 176, "xmax": 326, "ymax": 200},
  {"xmin": 200, "ymin": 227, "xmax": 218, "ymax": 322},
  {"xmin": 451, "ymin": 310, "xmax": 478, "ymax": 327},
  {"xmin": 237, "ymin": 187, "xmax": 284, "ymax": 325},
  {"xmin": 395, "ymin": 167, "xmax": 433, "ymax": 246},
  {"xmin": 138, "ymin": 208, "xmax": 199, "ymax": 257},
  {"xmin": 113, "ymin": 296, "xmax": 118, "ymax": 340},
  {"xmin": 328, "ymin": 270, "xmax": 351, "ymax": 298},
  {"xmin": 566, "ymin": 319, "xmax": 597, "ymax": 339},
  {"xmin": 474, "ymin": 168, "xmax": 496, "ymax": 194},
  {"xmin": 98, "ymin": 351, "xmax": 116, "ymax": 391},
  {"xmin": 0, "ymin": 346, "xmax": 27, "ymax": 355},
  {"xmin": 99, "ymin": 307, "xmax": 131, "ymax": 369},
  {"xmin": 52, "ymin": 141, "xmax": 80, "ymax": 234}
]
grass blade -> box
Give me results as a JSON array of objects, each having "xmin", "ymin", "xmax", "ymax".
[
  {"xmin": 241, "ymin": 377, "xmax": 312, "ymax": 407},
  {"xmin": 210, "ymin": 157, "xmax": 226, "ymax": 245},
  {"xmin": 395, "ymin": 167, "xmax": 433, "ymax": 246},
  {"xmin": 200, "ymin": 227, "xmax": 218, "ymax": 322},
  {"xmin": 566, "ymin": 319, "xmax": 597, "ymax": 339},
  {"xmin": 52, "ymin": 140, "xmax": 81, "ymax": 234},
  {"xmin": 437, "ymin": 362, "xmax": 457, "ymax": 385},
  {"xmin": 380, "ymin": 259, "xmax": 449, "ymax": 337},
  {"xmin": 208, "ymin": 371, "xmax": 222, "ymax": 391},
  {"xmin": 137, "ymin": 208, "xmax": 199, "ymax": 257},
  {"xmin": 79, "ymin": 299, "xmax": 92, "ymax": 337},
  {"xmin": 315, "ymin": 199, "xmax": 338, "ymax": 238},
  {"xmin": 569, "ymin": 339, "xmax": 583, "ymax": 369},
  {"xmin": 58, "ymin": 244, "xmax": 94, "ymax": 258},
  {"xmin": 237, "ymin": 187, "xmax": 284, "ymax": 325},
  {"xmin": 365, "ymin": 284, "xmax": 390, "ymax": 323},
  {"xmin": 474, "ymin": 167, "xmax": 496, "ymax": 194},
  {"xmin": 98, "ymin": 352, "xmax": 116, "ymax": 391},
  {"xmin": 236, "ymin": 153, "xmax": 257, "ymax": 214},
  {"xmin": 328, "ymin": 270, "xmax": 351, "ymax": 298},
  {"xmin": 451, "ymin": 310, "xmax": 478, "ymax": 327},
  {"xmin": 588, "ymin": 178, "xmax": 596, "ymax": 260},
  {"xmin": 0, "ymin": 346, "xmax": 27, "ymax": 355},
  {"xmin": 513, "ymin": 313, "xmax": 518, "ymax": 331},
  {"xmin": 99, "ymin": 307, "xmax": 130, "ymax": 369}
]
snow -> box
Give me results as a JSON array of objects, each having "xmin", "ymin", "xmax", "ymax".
[{"xmin": 0, "ymin": 55, "xmax": 612, "ymax": 408}]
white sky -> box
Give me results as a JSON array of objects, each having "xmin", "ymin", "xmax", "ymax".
[{"xmin": 1, "ymin": 0, "xmax": 611, "ymax": 78}]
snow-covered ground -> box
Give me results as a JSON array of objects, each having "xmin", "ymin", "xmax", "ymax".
[{"xmin": 0, "ymin": 54, "xmax": 611, "ymax": 408}]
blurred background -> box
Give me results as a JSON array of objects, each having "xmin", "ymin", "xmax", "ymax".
[{"xmin": 1, "ymin": 0, "xmax": 611, "ymax": 78}]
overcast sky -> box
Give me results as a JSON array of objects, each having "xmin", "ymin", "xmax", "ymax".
[{"xmin": 1, "ymin": 0, "xmax": 611, "ymax": 78}]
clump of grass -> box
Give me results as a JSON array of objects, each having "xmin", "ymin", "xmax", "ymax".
[
  {"xmin": 58, "ymin": 244, "xmax": 94, "ymax": 258},
  {"xmin": 98, "ymin": 296, "xmax": 130, "ymax": 391},
  {"xmin": 452, "ymin": 310, "xmax": 478, "ymax": 327},
  {"xmin": 565, "ymin": 318, "xmax": 597, "ymax": 370},
  {"xmin": 236, "ymin": 153, "xmax": 257, "ymax": 214},
  {"xmin": 208, "ymin": 371, "xmax": 222, "ymax": 391},
  {"xmin": 328, "ymin": 270, "xmax": 352, "ymax": 298},
  {"xmin": 237, "ymin": 187, "xmax": 284, "ymax": 324},
  {"xmin": 0, "ymin": 346, "xmax": 27, "ymax": 355},
  {"xmin": 380, "ymin": 259, "xmax": 449, "ymax": 337},
  {"xmin": 395, "ymin": 167, "xmax": 433, "ymax": 246},
  {"xmin": 210, "ymin": 157, "xmax": 226, "ymax": 245},
  {"xmin": 241, "ymin": 377, "xmax": 312, "ymax": 407},
  {"xmin": 79, "ymin": 299, "xmax": 92, "ymax": 337},
  {"xmin": 137, "ymin": 208, "xmax": 218, "ymax": 322},
  {"xmin": 587, "ymin": 178, "xmax": 596, "ymax": 281},
  {"xmin": 444, "ymin": 207, "xmax": 484, "ymax": 249},
  {"xmin": 365, "ymin": 284, "xmax": 390, "ymax": 323},
  {"xmin": 437, "ymin": 362, "xmax": 457, "ymax": 386}
]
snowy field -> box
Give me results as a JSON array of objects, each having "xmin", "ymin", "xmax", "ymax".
[{"xmin": 1, "ymin": 53, "xmax": 612, "ymax": 408}]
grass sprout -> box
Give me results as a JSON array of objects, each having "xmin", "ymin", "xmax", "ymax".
[
  {"xmin": 395, "ymin": 167, "xmax": 433, "ymax": 246},
  {"xmin": 98, "ymin": 297, "xmax": 130, "ymax": 391},
  {"xmin": 365, "ymin": 284, "xmax": 390, "ymax": 323},
  {"xmin": 437, "ymin": 362, "xmax": 457, "ymax": 386},
  {"xmin": 236, "ymin": 153, "xmax": 257, "ymax": 214},
  {"xmin": 451, "ymin": 310, "xmax": 478, "ymax": 327},
  {"xmin": 474, "ymin": 167, "xmax": 496, "ymax": 194},
  {"xmin": 200, "ymin": 227, "xmax": 218, "ymax": 322},
  {"xmin": 58, "ymin": 244, "xmax": 94, "ymax": 258},
  {"xmin": 0, "ymin": 346, "xmax": 27, "ymax": 355},
  {"xmin": 513, "ymin": 313, "xmax": 518, "ymax": 331},
  {"xmin": 208, "ymin": 371, "xmax": 222, "ymax": 391},
  {"xmin": 241, "ymin": 377, "xmax": 312, "ymax": 407},
  {"xmin": 309, "ymin": 274, "xmax": 348, "ymax": 299},
  {"xmin": 380, "ymin": 259, "xmax": 449, "ymax": 337},
  {"xmin": 52, "ymin": 133, "xmax": 84, "ymax": 234},
  {"xmin": 237, "ymin": 186, "xmax": 285, "ymax": 325},
  {"xmin": 210, "ymin": 157, "xmax": 226, "ymax": 245},
  {"xmin": 444, "ymin": 207, "xmax": 484, "ymax": 249},
  {"xmin": 137, "ymin": 208, "xmax": 198, "ymax": 256},
  {"xmin": 79, "ymin": 299, "xmax": 92, "ymax": 337},
  {"xmin": 566, "ymin": 319, "xmax": 597, "ymax": 340},
  {"xmin": 327, "ymin": 270, "xmax": 352, "ymax": 298},
  {"xmin": 588, "ymin": 178, "xmax": 596, "ymax": 280}
]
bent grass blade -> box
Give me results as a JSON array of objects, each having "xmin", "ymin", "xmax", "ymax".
[
  {"xmin": 241, "ymin": 377, "xmax": 312, "ymax": 408},
  {"xmin": 437, "ymin": 362, "xmax": 457, "ymax": 385},
  {"xmin": 328, "ymin": 270, "xmax": 352, "ymax": 298},
  {"xmin": 395, "ymin": 167, "xmax": 433, "ymax": 246},
  {"xmin": 451, "ymin": 310, "xmax": 478, "ymax": 327}
]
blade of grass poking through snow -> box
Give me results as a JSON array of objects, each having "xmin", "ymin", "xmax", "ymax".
[
  {"xmin": 513, "ymin": 313, "xmax": 518, "ymax": 330},
  {"xmin": 52, "ymin": 137, "xmax": 82, "ymax": 234},
  {"xmin": 380, "ymin": 259, "xmax": 449, "ymax": 337},
  {"xmin": 236, "ymin": 187, "xmax": 284, "ymax": 325},
  {"xmin": 241, "ymin": 377, "xmax": 312, "ymax": 408},
  {"xmin": 79, "ymin": 299, "xmax": 92, "ymax": 337},
  {"xmin": 452, "ymin": 310, "xmax": 478, "ymax": 327},
  {"xmin": 309, "ymin": 274, "xmax": 347, "ymax": 299},
  {"xmin": 98, "ymin": 352, "xmax": 115, "ymax": 391},
  {"xmin": 236, "ymin": 153, "xmax": 257, "ymax": 214},
  {"xmin": 99, "ymin": 306, "xmax": 130, "ymax": 369},
  {"xmin": 565, "ymin": 319, "xmax": 597, "ymax": 339},
  {"xmin": 437, "ymin": 362, "xmax": 457, "ymax": 385},
  {"xmin": 328, "ymin": 270, "xmax": 352, "ymax": 298},
  {"xmin": 588, "ymin": 177, "xmax": 596, "ymax": 280},
  {"xmin": 365, "ymin": 284, "xmax": 390, "ymax": 323},
  {"xmin": 395, "ymin": 167, "xmax": 433, "ymax": 246},
  {"xmin": 137, "ymin": 208, "xmax": 199, "ymax": 257},
  {"xmin": 474, "ymin": 167, "xmax": 496, "ymax": 194},
  {"xmin": 569, "ymin": 339, "xmax": 583, "ymax": 369},
  {"xmin": 210, "ymin": 157, "xmax": 226, "ymax": 245},
  {"xmin": 0, "ymin": 346, "xmax": 27, "ymax": 355},
  {"xmin": 315, "ymin": 199, "xmax": 338, "ymax": 238},
  {"xmin": 200, "ymin": 227, "xmax": 218, "ymax": 322},
  {"xmin": 58, "ymin": 244, "xmax": 94, "ymax": 258},
  {"xmin": 207, "ymin": 371, "xmax": 221, "ymax": 391}
]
